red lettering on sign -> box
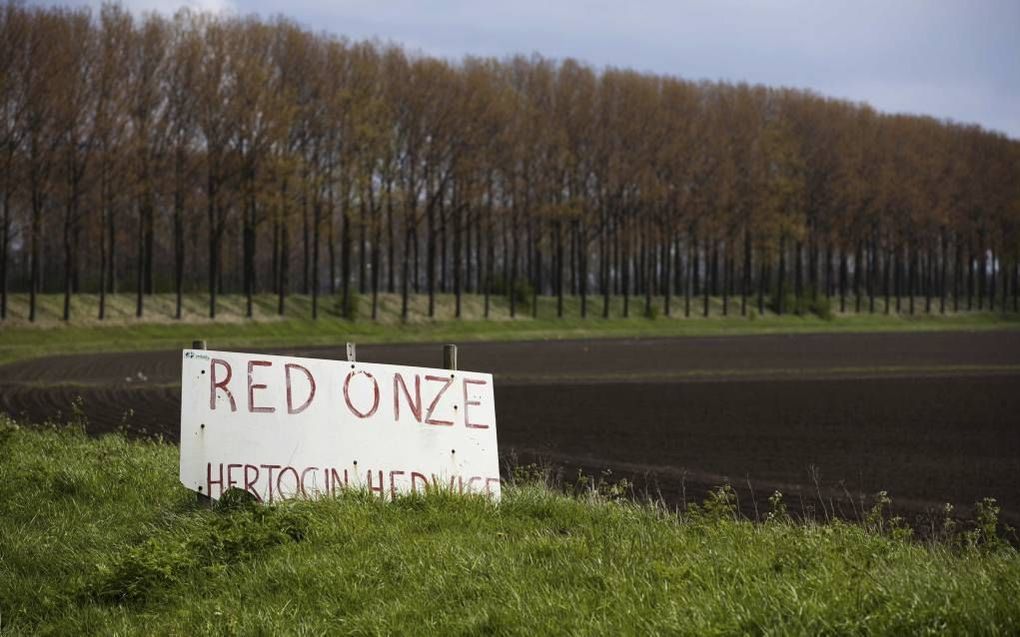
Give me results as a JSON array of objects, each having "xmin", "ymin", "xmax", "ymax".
[
  {"xmin": 227, "ymin": 463, "xmax": 242, "ymax": 489},
  {"xmin": 247, "ymin": 360, "xmax": 275, "ymax": 413},
  {"xmin": 389, "ymin": 470, "xmax": 406, "ymax": 498},
  {"xmin": 366, "ymin": 470, "xmax": 384, "ymax": 497},
  {"xmin": 244, "ymin": 465, "xmax": 262, "ymax": 501},
  {"xmin": 300, "ymin": 466, "xmax": 319, "ymax": 497},
  {"xmin": 411, "ymin": 471, "xmax": 429, "ymax": 493},
  {"xmin": 285, "ymin": 363, "xmax": 316, "ymax": 415},
  {"xmin": 207, "ymin": 462, "xmax": 224, "ymax": 497},
  {"xmin": 277, "ymin": 466, "xmax": 300, "ymax": 498},
  {"xmin": 260, "ymin": 464, "xmax": 281, "ymax": 502},
  {"xmin": 393, "ymin": 373, "xmax": 422, "ymax": 422},
  {"xmin": 210, "ymin": 359, "xmax": 237, "ymax": 411},
  {"xmin": 343, "ymin": 371, "xmax": 380, "ymax": 418},
  {"xmin": 424, "ymin": 375, "xmax": 454, "ymax": 426},
  {"xmin": 485, "ymin": 477, "xmax": 501, "ymax": 495},
  {"xmin": 462, "ymin": 378, "xmax": 489, "ymax": 428},
  {"xmin": 330, "ymin": 468, "xmax": 349, "ymax": 495}
]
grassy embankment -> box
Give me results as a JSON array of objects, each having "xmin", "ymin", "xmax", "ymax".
[
  {"xmin": 0, "ymin": 420, "xmax": 1017, "ymax": 635},
  {"xmin": 1, "ymin": 292, "xmax": 1017, "ymax": 365}
]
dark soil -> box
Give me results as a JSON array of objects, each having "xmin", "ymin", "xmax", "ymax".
[{"xmin": 2, "ymin": 331, "xmax": 1018, "ymax": 525}]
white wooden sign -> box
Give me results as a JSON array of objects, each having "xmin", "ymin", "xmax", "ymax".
[{"xmin": 179, "ymin": 349, "xmax": 500, "ymax": 502}]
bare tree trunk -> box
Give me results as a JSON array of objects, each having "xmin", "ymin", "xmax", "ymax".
[
  {"xmin": 908, "ymin": 242, "xmax": 916, "ymax": 315},
  {"xmin": 386, "ymin": 178, "xmax": 396, "ymax": 294},
  {"xmin": 674, "ymin": 235, "xmax": 683, "ymax": 297},
  {"xmin": 0, "ymin": 185, "xmax": 9, "ymax": 320},
  {"xmin": 475, "ymin": 208, "xmax": 484, "ymax": 294},
  {"xmin": 580, "ymin": 221, "xmax": 589, "ymax": 318},
  {"xmin": 312, "ymin": 196, "xmax": 320, "ymax": 320},
  {"xmin": 967, "ymin": 241, "xmax": 974, "ymax": 310},
  {"xmin": 976, "ymin": 239, "xmax": 985, "ymax": 309},
  {"xmin": 453, "ymin": 195, "xmax": 462, "ymax": 319},
  {"xmin": 894, "ymin": 243, "xmax": 901, "ymax": 313},
  {"xmin": 439, "ymin": 198, "xmax": 450, "ymax": 295},
  {"xmin": 703, "ymin": 238, "xmax": 713, "ymax": 317},
  {"xmin": 556, "ymin": 220, "xmax": 564, "ymax": 318},
  {"xmin": 108, "ymin": 209, "xmax": 117, "ymax": 295},
  {"xmin": 825, "ymin": 242, "xmax": 834, "ymax": 299},
  {"xmin": 243, "ymin": 194, "xmax": 254, "ymax": 319},
  {"xmin": 278, "ymin": 179, "xmax": 289, "ymax": 315},
  {"xmin": 271, "ymin": 219, "xmax": 279, "ymax": 296},
  {"xmin": 401, "ymin": 225, "xmax": 412, "ymax": 321},
  {"xmin": 302, "ymin": 182, "xmax": 310, "ymax": 295},
  {"xmin": 777, "ymin": 235, "xmax": 787, "ymax": 315},
  {"xmin": 884, "ymin": 247, "xmax": 892, "ymax": 315},
  {"xmin": 372, "ymin": 208, "xmax": 381, "ymax": 320},
  {"xmin": 341, "ymin": 180, "xmax": 353, "ymax": 318},
  {"xmin": 794, "ymin": 240, "xmax": 804, "ymax": 315},
  {"xmin": 174, "ymin": 190, "xmax": 185, "ymax": 320},
  {"xmin": 98, "ymin": 198, "xmax": 108, "ymax": 320},
  {"xmin": 925, "ymin": 241, "xmax": 933, "ymax": 313},
  {"xmin": 650, "ymin": 238, "xmax": 657, "ymax": 300},
  {"xmin": 853, "ymin": 240, "xmax": 862, "ymax": 313},
  {"xmin": 464, "ymin": 209, "xmax": 473, "ymax": 295},
  {"xmin": 757, "ymin": 254, "xmax": 766, "ymax": 316},
  {"xmin": 685, "ymin": 227, "xmax": 695, "ymax": 318},
  {"xmin": 144, "ymin": 204, "xmax": 154, "ymax": 296},
  {"xmin": 327, "ymin": 203, "xmax": 336, "ymax": 296},
  {"xmin": 663, "ymin": 232, "xmax": 672, "ymax": 317},
  {"xmin": 531, "ymin": 216, "xmax": 539, "ymax": 317},
  {"xmin": 1006, "ymin": 258, "xmax": 1013, "ymax": 311},
  {"xmin": 359, "ymin": 202, "xmax": 368, "ymax": 295},
  {"xmin": 312, "ymin": 197, "xmax": 321, "ymax": 320},
  {"xmin": 570, "ymin": 219, "xmax": 578, "ymax": 296},
  {"xmin": 207, "ymin": 176, "xmax": 220, "ymax": 319},
  {"xmin": 808, "ymin": 230, "xmax": 818, "ymax": 300},
  {"xmin": 1007, "ymin": 254, "xmax": 1015, "ymax": 311},
  {"xmin": 721, "ymin": 239, "xmax": 729, "ymax": 317},
  {"xmin": 613, "ymin": 222, "xmax": 621, "ymax": 295},
  {"xmin": 413, "ymin": 224, "xmax": 420, "ymax": 294},
  {"xmin": 939, "ymin": 230, "xmax": 947, "ymax": 314},
  {"xmin": 483, "ymin": 211, "xmax": 491, "ymax": 315},
  {"xmin": 741, "ymin": 229, "xmax": 750, "ymax": 316},
  {"xmin": 62, "ymin": 198, "xmax": 74, "ymax": 321},
  {"xmin": 509, "ymin": 209, "xmax": 519, "ymax": 318},
  {"xmin": 723, "ymin": 245, "xmax": 730, "ymax": 301},
  {"xmin": 501, "ymin": 213, "xmax": 509, "ymax": 292},
  {"xmin": 484, "ymin": 203, "xmax": 494, "ymax": 319},
  {"xmin": 278, "ymin": 212, "xmax": 289, "ymax": 316},
  {"xmin": 136, "ymin": 204, "xmax": 145, "ymax": 318},
  {"xmin": 427, "ymin": 194, "xmax": 437, "ymax": 318},
  {"xmin": 622, "ymin": 224, "xmax": 631, "ymax": 318},
  {"xmin": 29, "ymin": 200, "xmax": 41, "ymax": 322},
  {"xmin": 990, "ymin": 248, "xmax": 997, "ymax": 311},
  {"xmin": 601, "ymin": 209, "xmax": 610, "ymax": 318},
  {"xmin": 839, "ymin": 247, "xmax": 847, "ymax": 313},
  {"xmin": 869, "ymin": 227, "xmax": 877, "ymax": 313}
]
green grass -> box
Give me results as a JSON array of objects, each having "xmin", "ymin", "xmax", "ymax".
[
  {"xmin": 1, "ymin": 292, "xmax": 1018, "ymax": 365},
  {"xmin": 1, "ymin": 421, "xmax": 1018, "ymax": 635}
]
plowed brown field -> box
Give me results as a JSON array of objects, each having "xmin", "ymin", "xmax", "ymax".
[{"xmin": 2, "ymin": 331, "xmax": 1018, "ymax": 524}]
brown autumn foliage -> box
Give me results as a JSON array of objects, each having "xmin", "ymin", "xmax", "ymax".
[{"xmin": 0, "ymin": 3, "xmax": 1018, "ymax": 322}]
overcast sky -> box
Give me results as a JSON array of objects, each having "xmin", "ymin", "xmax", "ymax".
[{"xmin": 42, "ymin": 0, "xmax": 1020, "ymax": 139}]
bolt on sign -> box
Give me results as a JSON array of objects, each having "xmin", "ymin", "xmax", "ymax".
[{"xmin": 180, "ymin": 349, "xmax": 500, "ymax": 503}]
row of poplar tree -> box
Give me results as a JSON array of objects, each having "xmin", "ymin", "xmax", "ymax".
[{"xmin": 1, "ymin": 2, "xmax": 1019, "ymax": 322}]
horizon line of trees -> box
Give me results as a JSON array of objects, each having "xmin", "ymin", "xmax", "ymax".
[{"xmin": 2, "ymin": 2, "xmax": 1019, "ymax": 323}]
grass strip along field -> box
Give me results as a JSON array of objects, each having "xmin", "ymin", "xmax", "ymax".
[
  {"xmin": 1, "ymin": 293, "xmax": 1018, "ymax": 365},
  {"xmin": 1, "ymin": 421, "xmax": 1017, "ymax": 635}
]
